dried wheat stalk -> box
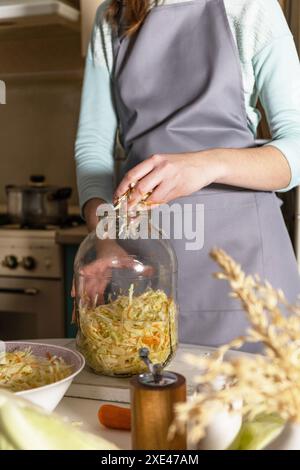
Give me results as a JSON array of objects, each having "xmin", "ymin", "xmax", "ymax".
[{"xmin": 173, "ymin": 249, "xmax": 300, "ymax": 444}]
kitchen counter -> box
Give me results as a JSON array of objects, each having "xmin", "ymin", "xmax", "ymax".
[
  {"xmin": 34, "ymin": 338, "xmax": 131, "ymax": 449},
  {"xmin": 56, "ymin": 397, "xmax": 131, "ymax": 450},
  {"xmin": 38, "ymin": 338, "xmax": 221, "ymax": 450},
  {"xmin": 48, "ymin": 338, "xmax": 220, "ymax": 402},
  {"xmin": 56, "ymin": 225, "xmax": 88, "ymax": 245}
]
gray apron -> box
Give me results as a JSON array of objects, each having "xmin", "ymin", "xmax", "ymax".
[{"xmin": 112, "ymin": 0, "xmax": 300, "ymax": 351}]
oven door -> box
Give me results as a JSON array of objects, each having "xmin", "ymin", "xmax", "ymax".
[{"xmin": 0, "ymin": 277, "xmax": 65, "ymax": 340}]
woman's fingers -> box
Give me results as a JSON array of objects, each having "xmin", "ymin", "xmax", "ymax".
[
  {"xmin": 114, "ymin": 155, "xmax": 161, "ymax": 202},
  {"xmin": 78, "ymin": 255, "xmax": 155, "ymax": 306},
  {"xmin": 81, "ymin": 258, "xmax": 109, "ymax": 277},
  {"xmin": 127, "ymin": 167, "xmax": 164, "ymax": 208},
  {"xmin": 84, "ymin": 276, "xmax": 109, "ymax": 306},
  {"xmin": 79, "ymin": 256, "xmax": 134, "ymax": 305},
  {"xmin": 80, "ymin": 259, "xmax": 112, "ymax": 305},
  {"xmin": 147, "ymin": 182, "xmax": 174, "ymax": 205}
]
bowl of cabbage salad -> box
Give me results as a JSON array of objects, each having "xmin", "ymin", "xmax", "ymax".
[{"xmin": 0, "ymin": 342, "xmax": 85, "ymax": 412}]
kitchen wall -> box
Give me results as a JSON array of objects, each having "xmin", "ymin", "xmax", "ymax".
[
  {"xmin": 284, "ymin": 0, "xmax": 300, "ymax": 54},
  {"xmin": 80, "ymin": 0, "xmax": 103, "ymax": 56},
  {"xmin": 0, "ymin": 25, "xmax": 84, "ymax": 207},
  {"xmin": 0, "ymin": 0, "xmax": 297, "ymax": 209}
]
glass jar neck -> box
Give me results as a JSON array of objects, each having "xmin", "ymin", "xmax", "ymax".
[{"xmin": 97, "ymin": 210, "xmax": 161, "ymax": 241}]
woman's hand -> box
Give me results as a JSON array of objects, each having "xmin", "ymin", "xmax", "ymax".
[
  {"xmin": 71, "ymin": 199, "xmax": 132, "ymax": 308},
  {"xmin": 114, "ymin": 146, "xmax": 293, "ymax": 208},
  {"xmin": 114, "ymin": 152, "xmax": 225, "ymax": 208},
  {"xmin": 76, "ymin": 239, "xmax": 154, "ymax": 306},
  {"xmin": 84, "ymin": 198, "xmax": 107, "ymax": 233},
  {"xmin": 71, "ymin": 239, "xmax": 132, "ymax": 315},
  {"xmin": 72, "ymin": 230, "xmax": 154, "ymax": 310},
  {"xmin": 79, "ymin": 239, "xmax": 135, "ymax": 305}
]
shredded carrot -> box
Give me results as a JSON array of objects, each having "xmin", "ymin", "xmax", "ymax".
[{"xmin": 142, "ymin": 336, "xmax": 160, "ymax": 346}]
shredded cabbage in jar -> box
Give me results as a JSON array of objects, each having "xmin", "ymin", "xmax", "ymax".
[
  {"xmin": 77, "ymin": 288, "xmax": 177, "ymax": 376},
  {"xmin": 0, "ymin": 348, "xmax": 73, "ymax": 392}
]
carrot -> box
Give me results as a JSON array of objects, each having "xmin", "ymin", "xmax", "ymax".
[
  {"xmin": 98, "ymin": 404, "xmax": 131, "ymax": 431},
  {"xmin": 142, "ymin": 336, "xmax": 160, "ymax": 346}
]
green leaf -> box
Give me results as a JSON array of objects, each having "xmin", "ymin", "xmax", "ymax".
[
  {"xmin": 0, "ymin": 391, "xmax": 118, "ymax": 450},
  {"xmin": 228, "ymin": 414, "xmax": 285, "ymax": 451}
]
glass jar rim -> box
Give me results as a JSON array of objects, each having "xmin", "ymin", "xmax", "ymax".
[{"xmin": 99, "ymin": 210, "xmax": 149, "ymax": 219}]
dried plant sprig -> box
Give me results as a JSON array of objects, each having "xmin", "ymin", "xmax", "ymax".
[
  {"xmin": 112, "ymin": 186, "xmax": 153, "ymax": 239},
  {"xmin": 112, "ymin": 187, "xmax": 166, "ymax": 239},
  {"xmin": 173, "ymin": 248, "xmax": 300, "ymax": 444}
]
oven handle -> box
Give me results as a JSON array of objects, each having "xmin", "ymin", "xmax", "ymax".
[{"xmin": 0, "ymin": 288, "xmax": 39, "ymax": 296}]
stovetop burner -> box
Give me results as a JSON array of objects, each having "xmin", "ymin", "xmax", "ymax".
[{"xmin": 0, "ymin": 214, "xmax": 84, "ymax": 230}]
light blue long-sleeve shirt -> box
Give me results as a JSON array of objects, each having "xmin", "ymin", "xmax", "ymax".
[{"xmin": 75, "ymin": 0, "xmax": 300, "ymax": 211}]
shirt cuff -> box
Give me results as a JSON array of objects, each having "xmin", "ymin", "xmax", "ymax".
[
  {"xmin": 78, "ymin": 175, "xmax": 114, "ymax": 219},
  {"xmin": 264, "ymin": 139, "xmax": 300, "ymax": 192}
]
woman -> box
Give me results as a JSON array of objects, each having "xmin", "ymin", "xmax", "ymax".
[{"xmin": 75, "ymin": 0, "xmax": 300, "ymax": 350}]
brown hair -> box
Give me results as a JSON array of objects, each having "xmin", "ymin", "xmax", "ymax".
[{"xmin": 105, "ymin": 1, "xmax": 158, "ymax": 36}]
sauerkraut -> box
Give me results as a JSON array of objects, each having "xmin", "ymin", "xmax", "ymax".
[
  {"xmin": 77, "ymin": 288, "xmax": 177, "ymax": 376},
  {"xmin": 0, "ymin": 348, "xmax": 73, "ymax": 392}
]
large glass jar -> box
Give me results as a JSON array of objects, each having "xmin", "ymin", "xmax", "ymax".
[{"xmin": 74, "ymin": 206, "xmax": 178, "ymax": 377}]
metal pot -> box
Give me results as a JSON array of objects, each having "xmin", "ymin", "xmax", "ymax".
[{"xmin": 6, "ymin": 175, "xmax": 72, "ymax": 227}]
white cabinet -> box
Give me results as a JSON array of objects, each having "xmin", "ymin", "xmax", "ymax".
[{"xmin": 80, "ymin": 0, "xmax": 104, "ymax": 56}]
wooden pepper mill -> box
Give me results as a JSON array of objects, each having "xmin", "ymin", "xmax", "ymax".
[{"xmin": 131, "ymin": 348, "xmax": 187, "ymax": 450}]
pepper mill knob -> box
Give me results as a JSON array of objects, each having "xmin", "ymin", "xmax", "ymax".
[{"xmin": 139, "ymin": 348, "xmax": 163, "ymax": 384}]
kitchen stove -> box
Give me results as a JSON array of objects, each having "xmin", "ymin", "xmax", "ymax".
[
  {"xmin": 0, "ymin": 228, "xmax": 62, "ymax": 279},
  {"xmin": 0, "ymin": 216, "xmax": 84, "ymax": 341}
]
